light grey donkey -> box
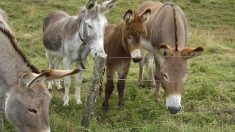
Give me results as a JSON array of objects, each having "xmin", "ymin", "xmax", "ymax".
[
  {"xmin": 43, "ymin": 0, "xmax": 117, "ymax": 106},
  {"xmin": 0, "ymin": 9, "xmax": 79, "ymax": 132}
]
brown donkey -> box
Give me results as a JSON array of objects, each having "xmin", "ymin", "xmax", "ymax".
[
  {"xmin": 138, "ymin": 1, "xmax": 204, "ymax": 114},
  {"xmin": 102, "ymin": 9, "xmax": 151, "ymax": 109}
]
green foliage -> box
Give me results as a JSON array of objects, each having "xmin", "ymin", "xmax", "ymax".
[{"xmin": 1, "ymin": 0, "xmax": 234, "ymax": 131}]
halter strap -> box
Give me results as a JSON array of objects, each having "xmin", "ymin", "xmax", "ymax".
[
  {"xmin": 77, "ymin": 13, "xmax": 88, "ymax": 69},
  {"xmin": 0, "ymin": 21, "xmax": 4, "ymax": 26}
]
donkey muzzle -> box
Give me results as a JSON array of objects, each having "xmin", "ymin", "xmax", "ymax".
[
  {"xmin": 132, "ymin": 57, "xmax": 142, "ymax": 63},
  {"xmin": 166, "ymin": 95, "xmax": 182, "ymax": 114},
  {"xmin": 168, "ymin": 106, "xmax": 181, "ymax": 114},
  {"xmin": 131, "ymin": 49, "xmax": 142, "ymax": 63}
]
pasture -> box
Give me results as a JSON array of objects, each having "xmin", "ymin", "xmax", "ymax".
[{"xmin": 1, "ymin": 0, "xmax": 234, "ymax": 131}]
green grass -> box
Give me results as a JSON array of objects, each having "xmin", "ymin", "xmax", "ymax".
[{"xmin": 1, "ymin": 0, "xmax": 235, "ymax": 131}]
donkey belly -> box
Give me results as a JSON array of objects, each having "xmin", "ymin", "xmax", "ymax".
[
  {"xmin": 43, "ymin": 12, "xmax": 69, "ymax": 52},
  {"xmin": 43, "ymin": 33, "xmax": 62, "ymax": 52},
  {"xmin": 43, "ymin": 24, "xmax": 63, "ymax": 52},
  {"xmin": 113, "ymin": 59, "xmax": 131, "ymax": 77}
]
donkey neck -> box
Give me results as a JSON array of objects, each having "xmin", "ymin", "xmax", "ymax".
[
  {"xmin": 63, "ymin": 15, "xmax": 82, "ymax": 40},
  {"xmin": 112, "ymin": 23, "xmax": 131, "ymax": 57},
  {"xmin": 0, "ymin": 31, "xmax": 34, "ymax": 88}
]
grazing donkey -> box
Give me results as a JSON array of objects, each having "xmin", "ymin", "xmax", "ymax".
[
  {"xmin": 137, "ymin": 50, "xmax": 155, "ymax": 88},
  {"xmin": 137, "ymin": 1, "xmax": 163, "ymax": 89},
  {"xmin": 43, "ymin": 0, "xmax": 117, "ymax": 106},
  {"xmin": 102, "ymin": 9, "xmax": 151, "ymax": 110},
  {"xmin": 138, "ymin": 1, "xmax": 203, "ymax": 114},
  {"xmin": 0, "ymin": 9, "xmax": 79, "ymax": 132}
]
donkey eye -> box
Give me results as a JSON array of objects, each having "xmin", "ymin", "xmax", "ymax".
[
  {"xmin": 163, "ymin": 73, "xmax": 169, "ymax": 80},
  {"xmin": 88, "ymin": 25, "xmax": 92, "ymax": 29},
  {"xmin": 127, "ymin": 36, "xmax": 132, "ymax": 40},
  {"xmin": 27, "ymin": 108, "xmax": 38, "ymax": 114}
]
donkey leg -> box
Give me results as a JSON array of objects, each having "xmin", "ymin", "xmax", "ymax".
[
  {"xmin": 117, "ymin": 63, "xmax": 129, "ymax": 108},
  {"xmin": 0, "ymin": 95, "xmax": 4, "ymax": 131},
  {"xmin": 137, "ymin": 58, "xmax": 145, "ymax": 87},
  {"xmin": 63, "ymin": 57, "xmax": 71, "ymax": 106},
  {"xmin": 46, "ymin": 51, "xmax": 55, "ymax": 90},
  {"xmin": 75, "ymin": 66, "xmax": 83, "ymax": 105},
  {"xmin": 117, "ymin": 73, "xmax": 127, "ymax": 108},
  {"xmin": 154, "ymin": 60, "xmax": 161, "ymax": 102},
  {"xmin": 54, "ymin": 58, "xmax": 63, "ymax": 90},
  {"xmin": 102, "ymin": 76, "xmax": 114, "ymax": 110},
  {"xmin": 146, "ymin": 54, "xmax": 156, "ymax": 89},
  {"xmin": 0, "ymin": 80, "xmax": 7, "ymax": 131},
  {"xmin": 102, "ymin": 71, "xmax": 114, "ymax": 110}
]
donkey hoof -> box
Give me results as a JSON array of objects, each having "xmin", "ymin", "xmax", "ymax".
[
  {"xmin": 144, "ymin": 82, "xmax": 155, "ymax": 89},
  {"xmin": 102, "ymin": 103, "xmax": 109, "ymax": 111},
  {"xmin": 137, "ymin": 81, "xmax": 144, "ymax": 88},
  {"xmin": 63, "ymin": 102, "xmax": 69, "ymax": 106},
  {"xmin": 155, "ymin": 97, "xmax": 160, "ymax": 102},
  {"xmin": 117, "ymin": 103, "xmax": 125, "ymax": 109},
  {"xmin": 102, "ymin": 106, "xmax": 109, "ymax": 111},
  {"xmin": 48, "ymin": 89, "xmax": 53, "ymax": 93},
  {"xmin": 76, "ymin": 100, "xmax": 82, "ymax": 105},
  {"xmin": 48, "ymin": 86, "xmax": 53, "ymax": 90},
  {"xmin": 63, "ymin": 97, "xmax": 69, "ymax": 106},
  {"xmin": 57, "ymin": 88, "xmax": 64, "ymax": 93},
  {"xmin": 150, "ymin": 84, "xmax": 156, "ymax": 89},
  {"xmin": 57, "ymin": 86, "xmax": 64, "ymax": 91}
]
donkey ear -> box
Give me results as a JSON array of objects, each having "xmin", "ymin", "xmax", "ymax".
[
  {"xmin": 27, "ymin": 69, "xmax": 80, "ymax": 88},
  {"xmin": 181, "ymin": 47, "xmax": 204, "ymax": 59},
  {"xmin": 159, "ymin": 43, "xmax": 173, "ymax": 57},
  {"xmin": 141, "ymin": 9, "xmax": 151, "ymax": 23},
  {"xmin": 123, "ymin": 10, "xmax": 134, "ymax": 23},
  {"xmin": 0, "ymin": 9, "xmax": 8, "ymax": 22},
  {"xmin": 86, "ymin": 0, "xmax": 97, "ymax": 10},
  {"xmin": 100, "ymin": 0, "xmax": 117, "ymax": 13},
  {"xmin": 20, "ymin": 73, "xmax": 34, "ymax": 87}
]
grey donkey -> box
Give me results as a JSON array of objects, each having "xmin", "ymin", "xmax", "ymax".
[
  {"xmin": 43, "ymin": 0, "xmax": 117, "ymax": 106},
  {"xmin": 0, "ymin": 9, "xmax": 79, "ymax": 132}
]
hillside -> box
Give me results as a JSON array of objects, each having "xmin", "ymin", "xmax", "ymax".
[{"xmin": 0, "ymin": 0, "xmax": 234, "ymax": 131}]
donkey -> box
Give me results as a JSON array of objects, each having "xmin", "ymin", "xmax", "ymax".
[
  {"xmin": 138, "ymin": 1, "xmax": 204, "ymax": 114},
  {"xmin": 137, "ymin": 1, "xmax": 163, "ymax": 89},
  {"xmin": 137, "ymin": 51, "xmax": 155, "ymax": 88},
  {"xmin": 102, "ymin": 9, "xmax": 151, "ymax": 110},
  {"xmin": 43, "ymin": 0, "xmax": 117, "ymax": 106},
  {"xmin": 0, "ymin": 9, "xmax": 79, "ymax": 132}
]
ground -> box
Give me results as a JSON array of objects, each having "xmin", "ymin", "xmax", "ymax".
[{"xmin": 0, "ymin": 0, "xmax": 234, "ymax": 131}]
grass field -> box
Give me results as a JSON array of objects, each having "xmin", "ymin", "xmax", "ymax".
[{"xmin": 1, "ymin": 0, "xmax": 235, "ymax": 131}]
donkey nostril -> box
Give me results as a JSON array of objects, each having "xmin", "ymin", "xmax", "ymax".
[
  {"xmin": 27, "ymin": 108, "xmax": 38, "ymax": 114},
  {"xmin": 133, "ymin": 57, "xmax": 142, "ymax": 63},
  {"xmin": 168, "ymin": 106, "xmax": 181, "ymax": 114}
]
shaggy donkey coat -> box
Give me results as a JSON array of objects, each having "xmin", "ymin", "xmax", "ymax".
[{"xmin": 102, "ymin": 9, "xmax": 151, "ymax": 109}]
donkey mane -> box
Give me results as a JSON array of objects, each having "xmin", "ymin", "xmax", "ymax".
[
  {"xmin": 155, "ymin": 3, "xmax": 179, "ymax": 51},
  {"xmin": 172, "ymin": 4, "xmax": 178, "ymax": 51},
  {"xmin": 0, "ymin": 22, "xmax": 40, "ymax": 73}
]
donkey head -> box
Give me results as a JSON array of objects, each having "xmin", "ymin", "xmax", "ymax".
[
  {"xmin": 80, "ymin": 0, "xmax": 117, "ymax": 58},
  {"xmin": 5, "ymin": 69, "xmax": 79, "ymax": 132},
  {"xmin": 159, "ymin": 44, "xmax": 203, "ymax": 114},
  {"xmin": 122, "ymin": 9, "xmax": 151, "ymax": 63}
]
